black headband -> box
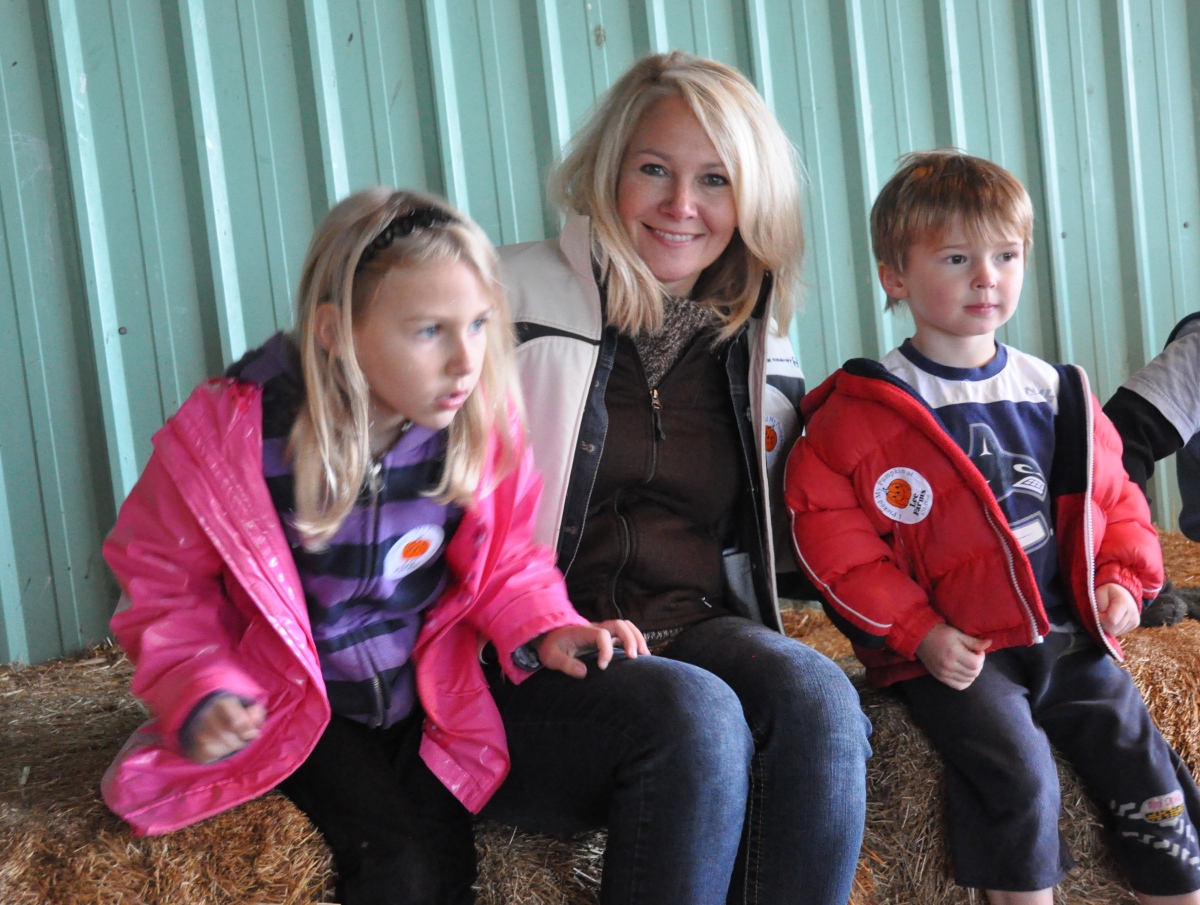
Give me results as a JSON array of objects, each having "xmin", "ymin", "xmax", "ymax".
[{"xmin": 358, "ymin": 206, "xmax": 457, "ymax": 268}]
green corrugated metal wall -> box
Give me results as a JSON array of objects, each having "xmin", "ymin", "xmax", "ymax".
[{"xmin": 1, "ymin": 0, "xmax": 1198, "ymax": 665}]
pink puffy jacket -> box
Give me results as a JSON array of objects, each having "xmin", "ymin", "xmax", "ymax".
[{"xmin": 102, "ymin": 378, "xmax": 587, "ymax": 835}]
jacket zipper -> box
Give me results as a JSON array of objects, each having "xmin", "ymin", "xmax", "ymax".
[
  {"xmin": 1075, "ymin": 366, "xmax": 1119, "ymax": 658},
  {"xmin": 369, "ymin": 672, "xmax": 385, "ymax": 728},
  {"xmin": 367, "ymin": 461, "xmax": 383, "ymax": 574},
  {"xmin": 982, "ymin": 506, "xmax": 1041, "ymax": 644},
  {"xmin": 607, "ymin": 354, "xmax": 669, "ymax": 616},
  {"xmin": 366, "ymin": 462, "xmax": 386, "ymax": 725},
  {"xmin": 650, "ymin": 388, "xmax": 665, "ymax": 443}
]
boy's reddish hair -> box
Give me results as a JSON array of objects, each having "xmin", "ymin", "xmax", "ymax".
[{"xmin": 871, "ymin": 150, "xmax": 1033, "ymax": 310}]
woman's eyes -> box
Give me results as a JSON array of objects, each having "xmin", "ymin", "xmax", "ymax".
[
  {"xmin": 416, "ymin": 325, "xmax": 440, "ymax": 339},
  {"xmin": 635, "ymin": 163, "xmax": 729, "ymax": 187},
  {"xmin": 468, "ymin": 315, "xmax": 489, "ymax": 333}
]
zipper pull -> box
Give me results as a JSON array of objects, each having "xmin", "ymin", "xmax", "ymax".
[{"xmin": 650, "ymin": 388, "xmax": 666, "ymax": 440}]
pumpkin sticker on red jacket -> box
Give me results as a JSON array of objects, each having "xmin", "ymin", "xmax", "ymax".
[
  {"xmin": 384, "ymin": 525, "xmax": 445, "ymax": 580},
  {"xmin": 764, "ymin": 414, "xmax": 782, "ymax": 466},
  {"xmin": 873, "ymin": 467, "xmax": 933, "ymax": 524}
]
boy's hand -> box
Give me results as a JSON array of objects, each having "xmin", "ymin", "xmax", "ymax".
[
  {"xmin": 537, "ymin": 620, "xmax": 650, "ymax": 679},
  {"xmin": 183, "ymin": 694, "xmax": 267, "ymax": 764},
  {"xmin": 1096, "ymin": 583, "xmax": 1140, "ymax": 636},
  {"xmin": 916, "ymin": 623, "xmax": 992, "ymax": 690}
]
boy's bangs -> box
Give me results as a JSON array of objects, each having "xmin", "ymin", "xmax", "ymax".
[
  {"xmin": 950, "ymin": 207, "xmax": 1029, "ymax": 248},
  {"xmin": 910, "ymin": 200, "xmax": 1030, "ymax": 252}
]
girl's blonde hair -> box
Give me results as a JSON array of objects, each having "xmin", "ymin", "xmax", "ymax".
[
  {"xmin": 289, "ymin": 187, "xmax": 518, "ymax": 548},
  {"xmin": 552, "ymin": 50, "xmax": 804, "ymax": 338}
]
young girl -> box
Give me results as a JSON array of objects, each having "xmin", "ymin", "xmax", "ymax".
[{"xmin": 101, "ymin": 188, "xmax": 645, "ymax": 905}]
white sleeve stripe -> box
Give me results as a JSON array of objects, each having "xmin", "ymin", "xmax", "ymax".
[{"xmin": 788, "ymin": 512, "xmax": 894, "ymax": 632}]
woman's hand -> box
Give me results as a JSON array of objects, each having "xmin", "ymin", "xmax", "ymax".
[
  {"xmin": 1096, "ymin": 582, "xmax": 1140, "ymax": 636},
  {"xmin": 536, "ymin": 620, "xmax": 650, "ymax": 679},
  {"xmin": 182, "ymin": 694, "xmax": 268, "ymax": 764},
  {"xmin": 916, "ymin": 623, "xmax": 991, "ymax": 691}
]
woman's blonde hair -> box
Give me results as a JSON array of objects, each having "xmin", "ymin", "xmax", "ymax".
[
  {"xmin": 552, "ymin": 50, "xmax": 804, "ymax": 338},
  {"xmin": 289, "ymin": 187, "xmax": 518, "ymax": 548}
]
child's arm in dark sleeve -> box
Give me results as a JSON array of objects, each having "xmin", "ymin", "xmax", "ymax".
[
  {"xmin": 1103, "ymin": 387, "xmax": 1183, "ymax": 496},
  {"xmin": 1091, "ymin": 398, "xmax": 1166, "ymax": 602}
]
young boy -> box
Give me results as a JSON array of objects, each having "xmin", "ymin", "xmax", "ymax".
[{"xmin": 786, "ymin": 149, "xmax": 1200, "ymax": 904}]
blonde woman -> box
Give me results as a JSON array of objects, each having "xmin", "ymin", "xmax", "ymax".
[
  {"xmin": 102, "ymin": 188, "xmax": 644, "ymax": 905},
  {"xmin": 481, "ymin": 52, "xmax": 871, "ymax": 905}
]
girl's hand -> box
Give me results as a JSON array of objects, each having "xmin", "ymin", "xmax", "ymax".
[
  {"xmin": 536, "ymin": 620, "xmax": 650, "ymax": 679},
  {"xmin": 916, "ymin": 623, "xmax": 992, "ymax": 691},
  {"xmin": 182, "ymin": 694, "xmax": 268, "ymax": 764},
  {"xmin": 1097, "ymin": 582, "xmax": 1140, "ymax": 636}
]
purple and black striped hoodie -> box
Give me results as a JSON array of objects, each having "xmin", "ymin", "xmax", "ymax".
[{"xmin": 228, "ymin": 333, "xmax": 460, "ymax": 728}]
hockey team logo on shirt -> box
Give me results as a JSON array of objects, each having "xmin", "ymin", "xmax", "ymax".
[
  {"xmin": 966, "ymin": 423, "xmax": 1048, "ymax": 502},
  {"xmin": 873, "ymin": 467, "xmax": 933, "ymax": 524},
  {"xmin": 383, "ymin": 525, "xmax": 445, "ymax": 581}
]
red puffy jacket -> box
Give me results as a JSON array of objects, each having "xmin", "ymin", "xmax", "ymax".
[
  {"xmin": 103, "ymin": 378, "xmax": 587, "ymax": 834},
  {"xmin": 785, "ymin": 358, "xmax": 1163, "ymax": 687}
]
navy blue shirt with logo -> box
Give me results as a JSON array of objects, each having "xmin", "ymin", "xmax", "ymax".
[{"xmin": 881, "ymin": 339, "xmax": 1071, "ymax": 627}]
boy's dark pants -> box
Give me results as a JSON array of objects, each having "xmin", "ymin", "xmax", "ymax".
[
  {"xmin": 897, "ymin": 630, "xmax": 1200, "ymax": 895},
  {"xmin": 278, "ymin": 710, "xmax": 477, "ymax": 905}
]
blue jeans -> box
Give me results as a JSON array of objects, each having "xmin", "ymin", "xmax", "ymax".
[{"xmin": 481, "ymin": 615, "xmax": 871, "ymax": 905}]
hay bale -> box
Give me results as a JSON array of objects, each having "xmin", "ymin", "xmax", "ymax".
[
  {"xmin": 1161, "ymin": 531, "xmax": 1200, "ymax": 587},
  {"xmin": 4, "ymin": 531, "xmax": 1200, "ymax": 903},
  {"xmin": 0, "ymin": 645, "xmax": 337, "ymax": 905},
  {"xmin": 474, "ymin": 823, "xmax": 603, "ymax": 905}
]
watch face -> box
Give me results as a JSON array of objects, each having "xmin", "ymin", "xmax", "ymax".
[{"xmin": 512, "ymin": 644, "xmax": 541, "ymax": 671}]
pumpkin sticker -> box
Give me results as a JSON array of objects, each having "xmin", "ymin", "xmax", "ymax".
[
  {"xmin": 763, "ymin": 413, "xmax": 784, "ymax": 466},
  {"xmin": 403, "ymin": 539, "xmax": 431, "ymax": 559},
  {"xmin": 765, "ymin": 424, "xmax": 778, "ymax": 453},
  {"xmin": 885, "ymin": 479, "xmax": 912, "ymax": 509},
  {"xmin": 873, "ymin": 467, "xmax": 933, "ymax": 524},
  {"xmin": 383, "ymin": 524, "xmax": 445, "ymax": 580}
]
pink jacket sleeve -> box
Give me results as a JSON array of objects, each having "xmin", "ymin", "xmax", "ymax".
[
  {"xmin": 465, "ymin": 443, "xmax": 589, "ymax": 683},
  {"xmin": 105, "ymin": 449, "xmax": 265, "ymax": 743}
]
